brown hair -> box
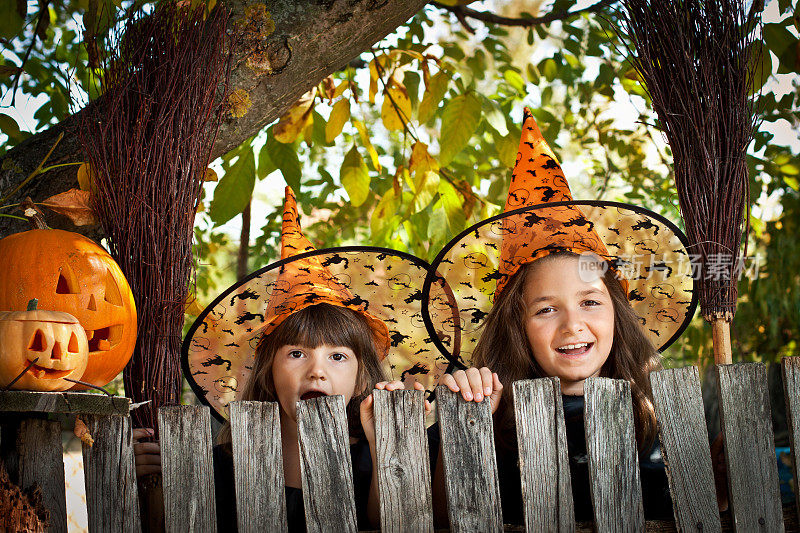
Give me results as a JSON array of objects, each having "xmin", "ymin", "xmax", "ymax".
[
  {"xmin": 472, "ymin": 253, "xmax": 661, "ymax": 452},
  {"xmin": 218, "ymin": 303, "xmax": 387, "ymax": 443}
]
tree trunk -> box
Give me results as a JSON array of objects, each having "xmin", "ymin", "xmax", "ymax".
[{"xmin": 0, "ymin": 0, "xmax": 427, "ymax": 239}]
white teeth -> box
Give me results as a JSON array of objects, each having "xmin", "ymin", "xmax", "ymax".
[{"xmin": 559, "ymin": 343, "xmax": 589, "ymax": 350}]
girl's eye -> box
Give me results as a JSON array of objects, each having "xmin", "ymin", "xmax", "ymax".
[
  {"xmin": 534, "ymin": 306, "xmax": 554, "ymax": 316},
  {"xmin": 289, "ymin": 350, "xmax": 304, "ymax": 358},
  {"xmin": 583, "ymin": 299, "xmax": 601, "ymax": 307},
  {"xmin": 330, "ymin": 352, "xmax": 347, "ymax": 362}
]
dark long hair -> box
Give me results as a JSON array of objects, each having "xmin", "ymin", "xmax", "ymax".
[
  {"xmin": 472, "ymin": 253, "xmax": 661, "ymax": 452},
  {"xmin": 218, "ymin": 303, "xmax": 387, "ymax": 443}
]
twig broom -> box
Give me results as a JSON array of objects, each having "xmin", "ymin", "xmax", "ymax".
[{"xmin": 619, "ymin": 0, "xmax": 762, "ymax": 364}]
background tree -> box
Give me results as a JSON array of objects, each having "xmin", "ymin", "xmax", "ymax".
[{"xmin": 1, "ymin": 0, "xmax": 798, "ymax": 378}]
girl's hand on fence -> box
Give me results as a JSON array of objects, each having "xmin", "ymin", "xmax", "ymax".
[
  {"xmin": 360, "ymin": 380, "xmax": 431, "ymax": 444},
  {"xmin": 440, "ymin": 367, "xmax": 503, "ymax": 414},
  {"xmin": 132, "ymin": 428, "xmax": 162, "ymax": 478}
]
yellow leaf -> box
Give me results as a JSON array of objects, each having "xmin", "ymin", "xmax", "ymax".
[
  {"xmin": 41, "ymin": 188, "xmax": 97, "ymax": 227},
  {"xmin": 325, "ymin": 99, "xmax": 350, "ymax": 143},
  {"xmin": 203, "ymin": 168, "xmax": 218, "ymax": 182},
  {"xmin": 186, "ymin": 297, "xmax": 206, "ymax": 317},
  {"xmin": 333, "ymin": 81, "xmax": 349, "ymax": 99},
  {"xmin": 76, "ymin": 163, "xmax": 94, "ymax": 191},
  {"xmin": 353, "ymin": 119, "xmax": 381, "ymax": 172},
  {"xmin": 369, "ymin": 59, "xmax": 379, "ymax": 104},
  {"xmin": 303, "ymin": 115, "xmax": 314, "ymax": 147},
  {"xmin": 410, "ymin": 170, "xmax": 439, "ymax": 213},
  {"xmin": 274, "ymin": 91, "xmax": 315, "ymax": 144},
  {"xmin": 409, "ymin": 142, "xmax": 439, "ymax": 175},
  {"xmin": 381, "ymin": 84, "xmax": 412, "ymax": 132}
]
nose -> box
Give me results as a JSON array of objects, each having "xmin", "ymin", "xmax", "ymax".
[
  {"xmin": 305, "ymin": 353, "xmax": 328, "ymax": 381},
  {"xmin": 560, "ymin": 308, "xmax": 585, "ymax": 334}
]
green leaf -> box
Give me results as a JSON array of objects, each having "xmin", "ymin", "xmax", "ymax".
[
  {"xmin": 481, "ymin": 96, "xmax": 508, "ymax": 136},
  {"xmin": 371, "ymin": 187, "xmax": 400, "ymax": 239},
  {"xmin": 419, "ymin": 71, "xmax": 449, "ymax": 124},
  {"xmin": 0, "ymin": 113, "xmax": 24, "ymax": 143},
  {"xmin": 403, "ymin": 70, "xmax": 421, "ymax": 109},
  {"xmin": 257, "ymin": 141, "xmax": 277, "ymax": 180},
  {"xmin": 0, "ymin": 2, "xmax": 25, "ymax": 41},
  {"xmin": 439, "ymin": 92, "xmax": 482, "ymax": 166},
  {"xmin": 410, "ymin": 170, "xmax": 440, "ymax": 213},
  {"xmin": 265, "ymin": 133, "xmax": 301, "ymax": 190},
  {"xmin": 340, "ymin": 145, "xmax": 370, "ymax": 207},
  {"xmin": 437, "ymin": 180, "xmax": 466, "ymax": 235},
  {"xmin": 503, "ymin": 69, "xmax": 526, "ymax": 94},
  {"xmin": 209, "ymin": 148, "xmax": 255, "ymax": 225}
]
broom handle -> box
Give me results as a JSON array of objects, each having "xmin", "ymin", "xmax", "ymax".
[{"xmin": 712, "ymin": 319, "xmax": 732, "ymax": 365}]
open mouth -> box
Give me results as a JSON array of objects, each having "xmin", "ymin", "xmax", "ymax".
[
  {"xmin": 556, "ymin": 342, "xmax": 593, "ymax": 356},
  {"xmin": 300, "ymin": 391, "xmax": 328, "ymax": 401},
  {"xmin": 85, "ymin": 325, "xmax": 124, "ymax": 353},
  {"xmin": 30, "ymin": 364, "xmax": 73, "ymax": 379}
]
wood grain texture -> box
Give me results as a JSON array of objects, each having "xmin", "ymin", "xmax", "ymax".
[
  {"xmin": 584, "ymin": 377, "xmax": 645, "ymax": 533},
  {"xmin": 650, "ymin": 367, "xmax": 720, "ymax": 532},
  {"xmin": 16, "ymin": 418, "xmax": 68, "ymax": 532},
  {"xmin": 435, "ymin": 386, "xmax": 503, "ymax": 532},
  {"xmin": 229, "ymin": 401, "xmax": 286, "ymax": 533},
  {"xmin": 158, "ymin": 405, "xmax": 216, "ymax": 533},
  {"xmin": 782, "ymin": 356, "xmax": 800, "ymax": 527},
  {"xmin": 296, "ymin": 394, "xmax": 357, "ymax": 533},
  {"xmin": 717, "ymin": 363, "xmax": 784, "ymax": 532},
  {"xmin": 0, "ymin": 391, "xmax": 130, "ymax": 414},
  {"xmin": 512, "ymin": 378, "xmax": 575, "ymax": 532},
  {"xmin": 373, "ymin": 389, "xmax": 433, "ymax": 533},
  {"xmin": 81, "ymin": 414, "xmax": 141, "ymax": 532}
]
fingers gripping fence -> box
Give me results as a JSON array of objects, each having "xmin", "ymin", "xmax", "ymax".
[{"xmin": 1, "ymin": 360, "xmax": 800, "ymax": 532}]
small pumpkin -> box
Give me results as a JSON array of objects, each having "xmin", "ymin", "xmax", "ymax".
[
  {"xmin": 0, "ymin": 205, "xmax": 137, "ymax": 388},
  {"xmin": 0, "ymin": 299, "xmax": 89, "ymax": 391}
]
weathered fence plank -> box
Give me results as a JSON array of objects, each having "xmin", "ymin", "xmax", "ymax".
[
  {"xmin": 436, "ymin": 386, "xmax": 503, "ymax": 533},
  {"xmin": 15, "ymin": 418, "xmax": 68, "ymax": 532},
  {"xmin": 781, "ymin": 356, "xmax": 800, "ymax": 526},
  {"xmin": 373, "ymin": 388, "xmax": 433, "ymax": 533},
  {"xmin": 229, "ymin": 400, "xmax": 287, "ymax": 533},
  {"xmin": 650, "ymin": 367, "xmax": 720, "ymax": 532},
  {"xmin": 512, "ymin": 378, "xmax": 575, "ymax": 532},
  {"xmin": 0, "ymin": 390, "xmax": 130, "ymax": 414},
  {"xmin": 296, "ymin": 394, "xmax": 357, "ymax": 533},
  {"xmin": 158, "ymin": 405, "xmax": 217, "ymax": 533},
  {"xmin": 81, "ymin": 414, "xmax": 141, "ymax": 533},
  {"xmin": 717, "ymin": 363, "xmax": 784, "ymax": 532},
  {"xmin": 584, "ymin": 377, "xmax": 645, "ymax": 533}
]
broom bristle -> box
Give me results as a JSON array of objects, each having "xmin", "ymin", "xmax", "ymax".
[
  {"xmin": 78, "ymin": 4, "xmax": 230, "ymax": 430},
  {"xmin": 619, "ymin": 0, "xmax": 761, "ymax": 322}
]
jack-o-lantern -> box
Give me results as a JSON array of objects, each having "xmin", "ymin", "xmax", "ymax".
[
  {"xmin": 0, "ymin": 299, "xmax": 89, "ymax": 391},
  {"xmin": 0, "ymin": 227, "xmax": 137, "ymax": 388}
]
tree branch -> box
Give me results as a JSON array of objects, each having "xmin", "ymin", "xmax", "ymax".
[
  {"xmin": 0, "ymin": 0, "xmax": 428, "ymax": 238},
  {"xmin": 432, "ymin": 0, "xmax": 616, "ymax": 30}
]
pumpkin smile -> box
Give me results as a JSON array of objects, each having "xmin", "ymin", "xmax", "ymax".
[
  {"xmin": 85, "ymin": 324, "xmax": 124, "ymax": 353},
  {"xmin": 29, "ymin": 364, "xmax": 74, "ymax": 380}
]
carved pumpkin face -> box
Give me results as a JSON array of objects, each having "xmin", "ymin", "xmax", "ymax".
[
  {"xmin": 0, "ymin": 307, "xmax": 89, "ymax": 391},
  {"xmin": 0, "ymin": 229, "xmax": 137, "ymax": 388}
]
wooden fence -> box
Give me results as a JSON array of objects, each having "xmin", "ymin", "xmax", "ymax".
[{"xmin": 1, "ymin": 358, "xmax": 799, "ymax": 532}]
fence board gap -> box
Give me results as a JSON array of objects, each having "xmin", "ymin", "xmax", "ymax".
[
  {"xmin": 229, "ymin": 400, "xmax": 286, "ymax": 532},
  {"xmin": 584, "ymin": 377, "xmax": 644, "ymax": 533},
  {"xmin": 81, "ymin": 414, "xmax": 141, "ymax": 533},
  {"xmin": 513, "ymin": 377, "xmax": 575, "ymax": 532},
  {"xmin": 781, "ymin": 356, "xmax": 800, "ymax": 526},
  {"xmin": 373, "ymin": 388, "xmax": 433, "ymax": 533},
  {"xmin": 717, "ymin": 362, "xmax": 784, "ymax": 532},
  {"xmin": 436, "ymin": 385, "xmax": 503, "ymax": 532},
  {"xmin": 297, "ymin": 394, "xmax": 357, "ymax": 533},
  {"xmin": 158, "ymin": 405, "xmax": 216, "ymax": 533},
  {"xmin": 650, "ymin": 367, "xmax": 720, "ymax": 532}
]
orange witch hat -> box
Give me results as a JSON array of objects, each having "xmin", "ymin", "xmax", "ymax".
[
  {"xmin": 258, "ymin": 186, "xmax": 390, "ymax": 357},
  {"xmin": 495, "ymin": 108, "xmax": 614, "ymax": 299}
]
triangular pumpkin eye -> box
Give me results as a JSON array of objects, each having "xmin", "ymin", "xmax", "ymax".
[
  {"xmin": 68, "ymin": 333, "xmax": 80, "ymax": 353},
  {"xmin": 28, "ymin": 329, "xmax": 47, "ymax": 352},
  {"xmin": 104, "ymin": 270, "xmax": 123, "ymax": 306},
  {"xmin": 56, "ymin": 264, "xmax": 80, "ymax": 294}
]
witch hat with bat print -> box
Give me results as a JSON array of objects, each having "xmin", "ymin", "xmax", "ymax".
[
  {"xmin": 182, "ymin": 187, "xmax": 461, "ymax": 421},
  {"xmin": 421, "ymin": 108, "xmax": 698, "ymax": 367}
]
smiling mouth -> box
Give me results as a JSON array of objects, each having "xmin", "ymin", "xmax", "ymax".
[
  {"xmin": 30, "ymin": 364, "xmax": 73, "ymax": 379},
  {"xmin": 300, "ymin": 391, "xmax": 328, "ymax": 401},
  {"xmin": 556, "ymin": 342, "xmax": 593, "ymax": 356}
]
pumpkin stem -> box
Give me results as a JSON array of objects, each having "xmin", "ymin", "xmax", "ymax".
[
  {"xmin": 21, "ymin": 197, "xmax": 49, "ymax": 230},
  {"xmin": 26, "ymin": 299, "xmax": 38, "ymax": 311}
]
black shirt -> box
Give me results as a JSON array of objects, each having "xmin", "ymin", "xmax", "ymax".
[
  {"xmin": 213, "ymin": 439, "xmax": 373, "ymax": 532},
  {"xmin": 428, "ymin": 394, "xmax": 673, "ymax": 524}
]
